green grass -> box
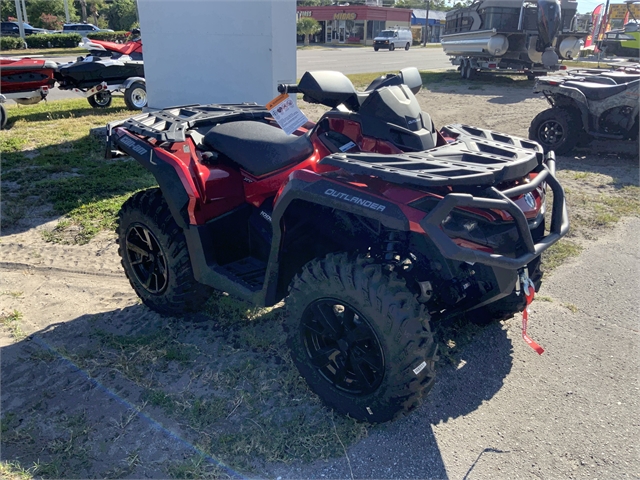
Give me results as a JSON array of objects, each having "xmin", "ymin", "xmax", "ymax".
[
  {"xmin": 0, "ymin": 310, "xmax": 26, "ymax": 341},
  {"xmin": 1, "ymin": 98, "xmax": 156, "ymax": 241},
  {"xmin": 420, "ymin": 70, "xmax": 534, "ymax": 90},
  {"xmin": 542, "ymin": 240, "xmax": 584, "ymax": 271},
  {"xmin": 1, "ymin": 47, "xmax": 86, "ymax": 56},
  {"xmin": 0, "ymin": 461, "xmax": 35, "ymax": 480}
]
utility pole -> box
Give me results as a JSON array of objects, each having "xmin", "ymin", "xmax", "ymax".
[
  {"xmin": 20, "ymin": 0, "xmax": 28, "ymax": 23},
  {"xmin": 64, "ymin": 0, "xmax": 71, "ymax": 23},
  {"xmin": 424, "ymin": 0, "xmax": 430, "ymax": 45},
  {"xmin": 14, "ymin": 0, "xmax": 26, "ymax": 40}
]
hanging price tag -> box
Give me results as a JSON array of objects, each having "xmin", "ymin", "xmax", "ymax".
[{"xmin": 266, "ymin": 93, "xmax": 308, "ymax": 135}]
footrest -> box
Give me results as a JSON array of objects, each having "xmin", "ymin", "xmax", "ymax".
[{"xmin": 222, "ymin": 257, "xmax": 267, "ymax": 289}]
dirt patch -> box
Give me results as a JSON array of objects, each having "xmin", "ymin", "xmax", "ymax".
[{"xmin": 1, "ymin": 82, "xmax": 638, "ymax": 478}]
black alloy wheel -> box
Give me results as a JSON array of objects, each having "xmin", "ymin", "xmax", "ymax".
[
  {"xmin": 117, "ymin": 188, "xmax": 213, "ymax": 315},
  {"xmin": 301, "ymin": 298, "xmax": 385, "ymax": 395},
  {"xmin": 285, "ymin": 252, "xmax": 438, "ymax": 423},
  {"xmin": 529, "ymin": 107, "xmax": 580, "ymax": 154},
  {"xmin": 125, "ymin": 224, "xmax": 168, "ymax": 294}
]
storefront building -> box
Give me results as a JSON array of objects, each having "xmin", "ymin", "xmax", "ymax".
[
  {"xmin": 296, "ymin": 5, "xmax": 411, "ymax": 45},
  {"xmin": 411, "ymin": 9, "xmax": 447, "ymax": 43}
]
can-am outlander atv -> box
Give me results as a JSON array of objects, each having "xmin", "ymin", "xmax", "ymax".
[
  {"xmin": 530, "ymin": 67, "xmax": 640, "ymax": 154},
  {"xmin": 106, "ymin": 67, "xmax": 568, "ymax": 423}
]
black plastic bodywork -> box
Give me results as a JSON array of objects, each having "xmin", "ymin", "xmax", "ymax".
[
  {"xmin": 108, "ymin": 115, "xmax": 567, "ymax": 312},
  {"xmin": 56, "ymin": 57, "xmax": 144, "ymax": 89},
  {"xmin": 534, "ymin": 75, "xmax": 640, "ymax": 139}
]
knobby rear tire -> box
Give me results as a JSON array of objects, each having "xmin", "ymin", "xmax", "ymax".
[
  {"xmin": 117, "ymin": 188, "xmax": 212, "ymax": 316},
  {"xmin": 285, "ymin": 252, "xmax": 438, "ymax": 423},
  {"xmin": 0, "ymin": 104, "xmax": 6, "ymax": 130},
  {"xmin": 529, "ymin": 107, "xmax": 581, "ymax": 155}
]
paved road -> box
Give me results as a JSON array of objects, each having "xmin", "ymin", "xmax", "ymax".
[{"xmin": 24, "ymin": 47, "xmax": 452, "ymax": 103}]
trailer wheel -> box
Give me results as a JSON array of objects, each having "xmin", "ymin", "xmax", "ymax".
[
  {"xmin": 0, "ymin": 104, "xmax": 7, "ymax": 130},
  {"xmin": 529, "ymin": 108, "xmax": 581, "ymax": 155},
  {"xmin": 466, "ymin": 63, "xmax": 477, "ymax": 80},
  {"xmin": 460, "ymin": 59, "xmax": 468, "ymax": 79},
  {"xmin": 124, "ymin": 81, "xmax": 147, "ymax": 110},
  {"xmin": 88, "ymin": 90, "xmax": 112, "ymax": 108},
  {"xmin": 462, "ymin": 60, "xmax": 476, "ymax": 80},
  {"xmin": 285, "ymin": 253, "xmax": 438, "ymax": 423}
]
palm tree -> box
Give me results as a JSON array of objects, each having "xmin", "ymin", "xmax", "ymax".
[{"xmin": 297, "ymin": 17, "xmax": 322, "ymax": 46}]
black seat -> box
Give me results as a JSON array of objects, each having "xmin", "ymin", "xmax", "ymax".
[
  {"xmin": 564, "ymin": 80, "xmax": 632, "ymax": 101},
  {"xmin": 203, "ymin": 121, "xmax": 314, "ymax": 177}
]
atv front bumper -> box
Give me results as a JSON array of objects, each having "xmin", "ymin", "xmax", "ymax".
[{"xmin": 420, "ymin": 153, "xmax": 568, "ymax": 269}]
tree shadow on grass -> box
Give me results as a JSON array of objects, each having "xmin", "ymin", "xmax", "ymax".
[
  {"xmin": 0, "ymin": 300, "xmax": 514, "ymax": 479},
  {"xmin": 1, "ymin": 130, "xmax": 156, "ymax": 237},
  {"xmin": 3, "ymin": 102, "xmax": 130, "ymax": 129}
]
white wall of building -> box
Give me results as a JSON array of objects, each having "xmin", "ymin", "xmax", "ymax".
[{"xmin": 137, "ymin": 0, "xmax": 296, "ymax": 109}]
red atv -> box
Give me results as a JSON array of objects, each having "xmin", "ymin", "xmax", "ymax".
[{"xmin": 106, "ymin": 68, "xmax": 568, "ymax": 423}]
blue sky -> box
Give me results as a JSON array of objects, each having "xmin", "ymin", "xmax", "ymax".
[{"xmin": 576, "ymin": 0, "xmax": 605, "ymax": 14}]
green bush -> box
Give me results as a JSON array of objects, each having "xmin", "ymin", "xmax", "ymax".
[
  {"xmin": 24, "ymin": 33, "xmax": 82, "ymax": 49},
  {"xmin": 0, "ymin": 36, "xmax": 25, "ymax": 51},
  {"xmin": 87, "ymin": 31, "xmax": 132, "ymax": 43}
]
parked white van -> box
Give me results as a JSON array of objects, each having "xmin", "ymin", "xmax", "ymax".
[{"xmin": 373, "ymin": 28, "xmax": 413, "ymax": 51}]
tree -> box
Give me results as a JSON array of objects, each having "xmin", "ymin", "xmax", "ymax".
[
  {"xmin": 24, "ymin": 0, "xmax": 77, "ymax": 27},
  {"xmin": 0, "ymin": 0, "xmax": 17, "ymax": 21},
  {"xmin": 77, "ymin": 0, "xmax": 87, "ymax": 22},
  {"xmin": 86, "ymin": 0, "xmax": 106, "ymax": 27},
  {"xmin": 105, "ymin": 0, "xmax": 138, "ymax": 31},
  {"xmin": 39, "ymin": 13, "xmax": 63, "ymax": 30},
  {"xmin": 297, "ymin": 17, "xmax": 322, "ymax": 46}
]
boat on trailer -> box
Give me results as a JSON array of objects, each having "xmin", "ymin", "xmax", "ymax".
[
  {"xmin": 441, "ymin": 0, "xmax": 589, "ymax": 78},
  {"xmin": 0, "ymin": 57, "xmax": 58, "ymax": 129}
]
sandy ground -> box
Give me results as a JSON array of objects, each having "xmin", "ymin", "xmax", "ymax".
[{"xmin": 1, "ymin": 81, "xmax": 638, "ymax": 478}]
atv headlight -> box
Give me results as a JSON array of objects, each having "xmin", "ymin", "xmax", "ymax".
[{"xmin": 441, "ymin": 211, "xmax": 485, "ymax": 243}]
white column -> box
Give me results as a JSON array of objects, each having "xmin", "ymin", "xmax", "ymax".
[{"xmin": 137, "ymin": 0, "xmax": 297, "ymax": 109}]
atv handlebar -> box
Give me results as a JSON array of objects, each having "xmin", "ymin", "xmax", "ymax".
[{"xmin": 277, "ymin": 84, "xmax": 299, "ymax": 94}]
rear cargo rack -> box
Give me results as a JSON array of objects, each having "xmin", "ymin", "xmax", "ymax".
[
  {"xmin": 319, "ymin": 124, "xmax": 544, "ymax": 188},
  {"xmin": 108, "ymin": 103, "xmax": 270, "ymax": 143}
]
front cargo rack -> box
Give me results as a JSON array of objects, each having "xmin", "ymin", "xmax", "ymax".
[
  {"xmin": 319, "ymin": 124, "xmax": 544, "ymax": 188},
  {"xmin": 107, "ymin": 103, "xmax": 270, "ymax": 143}
]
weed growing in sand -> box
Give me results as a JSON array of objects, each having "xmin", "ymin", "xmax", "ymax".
[
  {"xmin": 0, "ymin": 310, "xmax": 26, "ymax": 341},
  {"xmin": 543, "ymin": 240, "xmax": 583, "ymax": 271},
  {"xmin": 0, "ymin": 460, "xmax": 36, "ymax": 480},
  {"xmin": 0, "ymin": 291, "xmax": 23, "ymax": 298}
]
